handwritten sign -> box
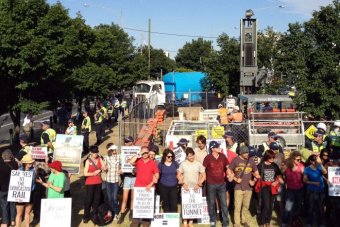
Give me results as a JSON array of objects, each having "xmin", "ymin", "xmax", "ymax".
[
  {"xmin": 328, "ymin": 167, "xmax": 340, "ymax": 196},
  {"xmin": 7, "ymin": 170, "xmax": 33, "ymax": 203},
  {"xmin": 151, "ymin": 213, "xmax": 180, "ymax": 227},
  {"xmin": 133, "ymin": 187, "xmax": 155, "ymax": 218},
  {"xmin": 173, "ymin": 147, "xmax": 186, "ymax": 164},
  {"xmin": 181, "ymin": 188, "xmax": 203, "ymax": 219},
  {"xmin": 212, "ymin": 126, "xmax": 225, "ymax": 139},
  {"xmin": 53, "ymin": 134, "xmax": 83, "ymax": 174},
  {"xmin": 198, "ymin": 197, "xmax": 210, "ymax": 224},
  {"xmin": 121, "ymin": 146, "xmax": 140, "ymax": 173},
  {"xmin": 30, "ymin": 146, "xmax": 47, "ymax": 160},
  {"xmin": 206, "ymin": 139, "xmax": 227, "ymax": 156},
  {"xmin": 40, "ymin": 198, "xmax": 72, "ymax": 227},
  {"xmin": 195, "ymin": 130, "xmax": 208, "ymax": 141}
]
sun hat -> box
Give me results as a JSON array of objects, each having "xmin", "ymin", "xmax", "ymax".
[
  {"xmin": 48, "ymin": 161, "xmax": 62, "ymax": 172},
  {"xmin": 22, "ymin": 154, "xmax": 35, "ymax": 164}
]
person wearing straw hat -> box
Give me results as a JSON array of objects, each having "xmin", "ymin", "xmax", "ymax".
[
  {"xmin": 37, "ymin": 161, "xmax": 65, "ymax": 199},
  {"xmin": 15, "ymin": 154, "xmax": 35, "ymax": 227}
]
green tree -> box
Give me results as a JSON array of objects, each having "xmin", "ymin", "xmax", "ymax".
[
  {"xmin": 257, "ymin": 27, "xmax": 281, "ymax": 69},
  {"xmin": 175, "ymin": 38, "xmax": 213, "ymax": 71}
]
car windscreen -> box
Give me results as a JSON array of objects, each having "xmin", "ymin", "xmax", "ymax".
[{"xmin": 135, "ymin": 83, "xmax": 151, "ymax": 93}]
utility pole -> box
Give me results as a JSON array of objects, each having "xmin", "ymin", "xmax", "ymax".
[{"xmin": 148, "ymin": 18, "xmax": 151, "ymax": 80}]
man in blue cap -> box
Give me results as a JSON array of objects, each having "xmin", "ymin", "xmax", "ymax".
[{"xmin": 203, "ymin": 141, "xmax": 229, "ymax": 227}]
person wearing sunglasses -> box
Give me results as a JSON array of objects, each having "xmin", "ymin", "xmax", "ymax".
[
  {"xmin": 157, "ymin": 149, "xmax": 179, "ymax": 213},
  {"xmin": 282, "ymin": 151, "xmax": 304, "ymax": 227}
]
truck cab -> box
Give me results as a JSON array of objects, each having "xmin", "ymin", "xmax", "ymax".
[{"xmin": 133, "ymin": 81, "xmax": 166, "ymax": 106}]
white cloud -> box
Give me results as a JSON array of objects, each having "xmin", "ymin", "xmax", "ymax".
[{"xmin": 279, "ymin": 0, "xmax": 334, "ymax": 18}]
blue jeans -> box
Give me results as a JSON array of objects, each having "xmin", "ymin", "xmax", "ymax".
[
  {"xmin": 0, "ymin": 191, "xmax": 16, "ymax": 224},
  {"xmin": 207, "ymin": 183, "xmax": 228, "ymax": 227},
  {"xmin": 106, "ymin": 182, "xmax": 119, "ymax": 214},
  {"xmin": 282, "ymin": 188, "xmax": 303, "ymax": 225},
  {"xmin": 306, "ymin": 190, "xmax": 325, "ymax": 226}
]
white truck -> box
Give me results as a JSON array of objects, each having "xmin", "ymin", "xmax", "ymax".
[{"xmin": 133, "ymin": 80, "xmax": 166, "ymax": 106}]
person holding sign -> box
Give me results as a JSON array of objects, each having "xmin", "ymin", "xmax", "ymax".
[
  {"xmin": 0, "ymin": 150, "xmax": 18, "ymax": 227},
  {"xmin": 158, "ymin": 149, "xmax": 179, "ymax": 213},
  {"xmin": 36, "ymin": 161, "xmax": 65, "ymax": 198},
  {"xmin": 178, "ymin": 147, "xmax": 206, "ymax": 227},
  {"xmin": 15, "ymin": 154, "xmax": 35, "ymax": 227},
  {"xmin": 203, "ymin": 141, "xmax": 229, "ymax": 227},
  {"xmin": 82, "ymin": 146, "xmax": 106, "ymax": 224},
  {"xmin": 129, "ymin": 146, "xmax": 159, "ymax": 227}
]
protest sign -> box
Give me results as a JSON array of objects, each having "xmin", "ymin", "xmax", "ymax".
[
  {"xmin": 328, "ymin": 167, "xmax": 340, "ymax": 196},
  {"xmin": 181, "ymin": 188, "xmax": 203, "ymax": 219},
  {"xmin": 7, "ymin": 170, "xmax": 33, "ymax": 203},
  {"xmin": 40, "ymin": 198, "xmax": 72, "ymax": 227},
  {"xmin": 155, "ymin": 195, "xmax": 161, "ymax": 214},
  {"xmin": 133, "ymin": 187, "xmax": 155, "ymax": 218},
  {"xmin": 198, "ymin": 197, "xmax": 210, "ymax": 224},
  {"xmin": 195, "ymin": 129, "xmax": 208, "ymax": 141},
  {"xmin": 206, "ymin": 139, "xmax": 227, "ymax": 156},
  {"xmin": 30, "ymin": 146, "xmax": 47, "ymax": 160},
  {"xmin": 173, "ymin": 146, "xmax": 186, "ymax": 164},
  {"xmin": 53, "ymin": 134, "xmax": 83, "ymax": 174},
  {"xmin": 212, "ymin": 126, "xmax": 225, "ymax": 139},
  {"xmin": 121, "ymin": 146, "xmax": 140, "ymax": 173},
  {"xmin": 151, "ymin": 213, "xmax": 180, "ymax": 227}
]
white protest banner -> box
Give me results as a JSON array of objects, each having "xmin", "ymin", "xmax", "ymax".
[
  {"xmin": 121, "ymin": 146, "xmax": 140, "ymax": 173},
  {"xmin": 7, "ymin": 170, "xmax": 33, "ymax": 203},
  {"xmin": 206, "ymin": 139, "xmax": 227, "ymax": 156},
  {"xmin": 53, "ymin": 134, "xmax": 83, "ymax": 174},
  {"xmin": 181, "ymin": 187, "xmax": 203, "ymax": 219},
  {"xmin": 328, "ymin": 167, "xmax": 340, "ymax": 196},
  {"xmin": 173, "ymin": 146, "xmax": 186, "ymax": 164},
  {"xmin": 40, "ymin": 198, "xmax": 72, "ymax": 227},
  {"xmin": 133, "ymin": 187, "xmax": 155, "ymax": 218},
  {"xmin": 151, "ymin": 213, "xmax": 180, "ymax": 227},
  {"xmin": 198, "ymin": 197, "xmax": 210, "ymax": 224},
  {"xmin": 30, "ymin": 146, "xmax": 47, "ymax": 160}
]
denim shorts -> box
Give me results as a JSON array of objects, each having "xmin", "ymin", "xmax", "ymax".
[{"xmin": 123, "ymin": 176, "xmax": 136, "ymax": 190}]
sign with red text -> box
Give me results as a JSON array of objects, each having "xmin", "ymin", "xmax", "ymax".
[
  {"xmin": 198, "ymin": 197, "xmax": 210, "ymax": 224},
  {"xmin": 30, "ymin": 146, "xmax": 47, "ymax": 160},
  {"xmin": 328, "ymin": 167, "xmax": 340, "ymax": 196}
]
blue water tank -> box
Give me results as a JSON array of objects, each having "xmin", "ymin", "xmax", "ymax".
[{"xmin": 163, "ymin": 72, "xmax": 206, "ymax": 102}]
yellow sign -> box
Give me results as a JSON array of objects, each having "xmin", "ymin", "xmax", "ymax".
[
  {"xmin": 305, "ymin": 125, "xmax": 317, "ymax": 140},
  {"xmin": 212, "ymin": 126, "xmax": 225, "ymax": 139},
  {"xmin": 194, "ymin": 130, "xmax": 208, "ymax": 140}
]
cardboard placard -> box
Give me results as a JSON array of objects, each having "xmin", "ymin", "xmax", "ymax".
[
  {"xmin": 7, "ymin": 170, "xmax": 33, "ymax": 203},
  {"xmin": 212, "ymin": 126, "xmax": 225, "ymax": 139},
  {"xmin": 173, "ymin": 146, "xmax": 186, "ymax": 164},
  {"xmin": 198, "ymin": 197, "xmax": 210, "ymax": 224},
  {"xmin": 40, "ymin": 198, "xmax": 72, "ymax": 227},
  {"xmin": 30, "ymin": 146, "xmax": 48, "ymax": 160},
  {"xmin": 195, "ymin": 129, "xmax": 208, "ymax": 141},
  {"xmin": 53, "ymin": 134, "xmax": 83, "ymax": 174},
  {"xmin": 151, "ymin": 213, "xmax": 180, "ymax": 227},
  {"xmin": 181, "ymin": 187, "xmax": 203, "ymax": 219},
  {"xmin": 328, "ymin": 167, "xmax": 340, "ymax": 196},
  {"xmin": 133, "ymin": 187, "xmax": 155, "ymax": 219},
  {"xmin": 121, "ymin": 146, "xmax": 140, "ymax": 173}
]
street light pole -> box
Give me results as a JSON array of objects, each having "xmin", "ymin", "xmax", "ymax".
[{"xmin": 148, "ymin": 18, "xmax": 151, "ymax": 80}]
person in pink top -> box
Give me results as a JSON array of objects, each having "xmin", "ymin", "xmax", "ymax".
[{"xmin": 282, "ymin": 151, "xmax": 304, "ymax": 227}]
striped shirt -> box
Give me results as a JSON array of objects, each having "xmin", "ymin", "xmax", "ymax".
[{"xmin": 104, "ymin": 154, "xmax": 120, "ymax": 183}]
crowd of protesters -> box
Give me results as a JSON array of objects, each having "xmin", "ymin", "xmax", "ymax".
[{"xmin": 0, "ymin": 97, "xmax": 340, "ymax": 227}]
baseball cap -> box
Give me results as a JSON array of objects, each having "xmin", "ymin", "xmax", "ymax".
[
  {"xmin": 108, "ymin": 145, "xmax": 117, "ymax": 151},
  {"xmin": 314, "ymin": 129, "xmax": 324, "ymax": 137},
  {"xmin": 223, "ymin": 131, "xmax": 235, "ymax": 138},
  {"xmin": 268, "ymin": 132, "xmax": 278, "ymax": 138},
  {"xmin": 248, "ymin": 146, "xmax": 257, "ymax": 157},
  {"xmin": 269, "ymin": 142, "xmax": 280, "ymax": 150},
  {"xmin": 41, "ymin": 121, "xmax": 50, "ymax": 126},
  {"xmin": 124, "ymin": 136, "xmax": 134, "ymax": 143},
  {"xmin": 48, "ymin": 161, "xmax": 62, "ymax": 172},
  {"xmin": 177, "ymin": 138, "xmax": 189, "ymax": 145},
  {"xmin": 209, "ymin": 141, "xmax": 220, "ymax": 149},
  {"xmin": 239, "ymin": 146, "xmax": 249, "ymax": 154}
]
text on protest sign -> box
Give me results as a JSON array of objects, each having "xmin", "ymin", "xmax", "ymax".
[
  {"xmin": 133, "ymin": 187, "xmax": 155, "ymax": 219},
  {"xmin": 181, "ymin": 187, "xmax": 203, "ymax": 219},
  {"xmin": 7, "ymin": 170, "xmax": 33, "ymax": 203},
  {"xmin": 151, "ymin": 213, "xmax": 180, "ymax": 227},
  {"xmin": 30, "ymin": 146, "xmax": 47, "ymax": 160},
  {"xmin": 40, "ymin": 198, "xmax": 72, "ymax": 227},
  {"xmin": 173, "ymin": 147, "xmax": 186, "ymax": 164},
  {"xmin": 121, "ymin": 146, "xmax": 140, "ymax": 173},
  {"xmin": 206, "ymin": 139, "xmax": 227, "ymax": 156},
  {"xmin": 328, "ymin": 167, "xmax": 340, "ymax": 196},
  {"xmin": 212, "ymin": 126, "xmax": 225, "ymax": 139},
  {"xmin": 198, "ymin": 197, "xmax": 210, "ymax": 224}
]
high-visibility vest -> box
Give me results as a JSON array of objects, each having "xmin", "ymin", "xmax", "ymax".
[
  {"xmin": 40, "ymin": 128, "xmax": 56, "ymax": 153},
  {"xmin": 121, "ymin": 100, "xmax": 127, "ymax": 108},
  {"xmin": 330, "ymin": 131, "xmax": 340, "ymax": 147},
  {"xmin": 107, "ymin": 106, "xmax": 114, "ymax": 115},
  {"xmin": 66, "ymin": 126, "xmax": 77, "ymax": 135},
  {"xmin": 218, "ymin": 108, "xmax": 229, "ymax": 125},
  {"xmin": 232, "ymin": 112, "xmax": 244, "ymax": 122},
  {"xmin": 101, "ymin": 106, "xmax": 108, "ymax": 119},
  {"xmin": 262, "ymin": 142, "xmax": 270, "ymax": 155},
  {"xmin": 311, "ymin": 141, "xmax": 324, "ymax": 153},
  {"xmin": 114, "ymin": 100, "xmax": 120, "ymax": 108},
  {"xmin": 82, "ymin": 116, "xmax": 91, "ymax": 132}
]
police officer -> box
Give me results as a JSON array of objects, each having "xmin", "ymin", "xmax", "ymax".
[
  {"xmin": 330, "ymin": 121, "xmax": 340, "ymax": 154},
  {"xmin": 81, "ymin": 111, "xmax": 91, "ymax": 154},
  {"xmin": 258, "ymin": 132, "xmax": 283, "ymax": 156},
  {"xmin": 40, "ymin": 121, "xmax": 56, "ymax": 162},
  {"xmin": 94, "ymin": 106, "xmax": 105, "ymax": 145}
]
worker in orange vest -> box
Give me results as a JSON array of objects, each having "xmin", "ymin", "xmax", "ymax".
[
  {"xmin": 228, "ymin": 106, "xmax": 244, "ymax": 123},
  {"xmin": 217, "ymin": 104, "xmax": 229, "ymax": 129}
]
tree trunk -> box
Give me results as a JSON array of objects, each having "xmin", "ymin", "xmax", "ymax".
[
  {"xmin": 9, "ymin": 110, "xmax": 21, "ymax": 144},
  {"xmin": 77, "ymin": 96, "xmax": 83, "ymax": 112}
]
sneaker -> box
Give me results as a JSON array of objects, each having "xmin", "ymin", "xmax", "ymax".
[{"xmin": 114, "ymin": 214, "xmax": 119, "ymax": 220}]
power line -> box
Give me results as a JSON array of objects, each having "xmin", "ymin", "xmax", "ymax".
[{"xmin": 123, "ymin": 27, "xmax": 218, "ymax": 39}]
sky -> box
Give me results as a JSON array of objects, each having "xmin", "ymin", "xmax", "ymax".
[{"xmin": 47, "ymin": 0, "xmax": 333, "ymax": 58}]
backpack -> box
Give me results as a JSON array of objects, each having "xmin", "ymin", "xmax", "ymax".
[{"xmin": 91, "ymin": 203, "xmax": 113, "ymax": 226}]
